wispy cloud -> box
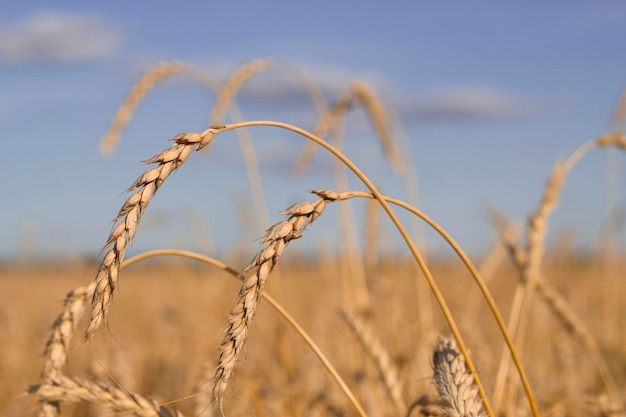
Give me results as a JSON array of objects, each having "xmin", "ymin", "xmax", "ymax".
[
  {"xmin": 395, "ymin": 86, "xmax": 532, "ymax": 123},
  {"xmin": 0, "ymin": 11, "xmax": 123, "ymax": 63},
  {"xmin": 195, "ymin": 61, "xmax": 531, "ymax": 122}
]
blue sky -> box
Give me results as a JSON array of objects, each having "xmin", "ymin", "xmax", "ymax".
[{"xmin": 1, "ymin": 1, "xmax": 626, "ymax": 261}]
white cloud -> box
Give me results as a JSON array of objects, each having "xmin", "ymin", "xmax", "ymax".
[
  {"xmin": 0, "ymin": 11, "xmax": 122, "ymax": 63},
  {"xmin": 193, "ymin": 60, "xmax": 531, "ymax": 123},
  {"xmin": 397, "ymin": 86, "xmax": 532, "ymax": 122}
]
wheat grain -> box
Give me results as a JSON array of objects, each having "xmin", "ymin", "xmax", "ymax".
[
  {"xmin": 37, "ymin": 283, "xmax": 95, "ymax": 417},
  {"xmin": 211, "ymin": 189, "xmax": 348, "ymax": 405},
  {"xmin": 31, "ymin": 374, "xmax": 184, "ymax": 417},
  {"xmin": 432, "ymin": 337, "xmax": 485, "ymax": 417},
  {"xmin": 84, "ymin": 130, "xmax": 214, "ymax": 342}
]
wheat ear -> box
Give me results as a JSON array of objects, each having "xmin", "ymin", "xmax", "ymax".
[
  {"xmin": 212, "ymin": 189, "xmax": 351, "ymax": 405},
  {"xmin": 432, "ymin": 337, "xmax": 486, "ymax": 417},
  {"xmin": 99, "ymin": 61, "xmax": 218, "ymax": 156},
  {"xmin": 31, "ymin": 374, "xmax": 185, "ymax": 417},
  {"xmin": 195, "ymin": 121, "xmax": 498, "ymax": 417},
  {"xmin": 37, "ymin": 283, "xmax": 95, "ymax": 417},
  {"xmin": 294, "ymin": 80, "xmax": 403, "ymax": 174},
  {"xmin": 119, "ymin": 249, "xmax": 366, "ymax": 417},
  {"xmin": 84, "ymin": 130, "xmax": 214, "ymax": 342},
  {"xmin": 209, "ymin": 58, "xmax": 327, "ymax": 125},
  {"xmin": 497, "ymin": 132, "xmax": 626, "ymax": 412}
]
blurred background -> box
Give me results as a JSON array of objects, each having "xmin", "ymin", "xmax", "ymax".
[
  {"xmin": 3, "ymin": 3, "xmax": 626, "ymax": 417},
  {"xmin": 1, "ymin": 1, "xmax": 626, "ymax": 262}
]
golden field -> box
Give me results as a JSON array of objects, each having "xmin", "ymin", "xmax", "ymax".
[{"xmin": 2, "ymin": 252, "xmax": 624, "ymax": 416}]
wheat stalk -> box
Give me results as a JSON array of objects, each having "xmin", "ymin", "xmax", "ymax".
[
  {"xmin": 33, "ymin": 248, "xmax": 368, "ymax": 417},
  {"xmin": 84, "ymin": 130, "xmax": 215, "ymax": 342},
  {"xmin": 37, "ymin": 283, "xmax": 95, "ymax": 417},
  {"xmin": 197, "ymin": 120, "xmax": 498, "ymax": 417},
  {"xmin": 211, "ymin": 189, "xmax": 352, "ymax": 405},
  {"xmin": 311, "ymin": 189, "xmax": 537, "ymax": 417},
  {"xmin": 118, "ymin": 249, "xmax": 366, "ymax": 417},
  {"xmin": 496, "ymin": 131, "xmax": 626, "ymax": 413},
  {"xmin": 432, "ymin": 337, "xmax": 485, "ymax": 417},
  {"xmin": 31, "ymin": 374, "xmax": 184, "ymax": 417},
  {"xmin": 490, "ymin": 211, "xmax": 622, "ymax": 412}
]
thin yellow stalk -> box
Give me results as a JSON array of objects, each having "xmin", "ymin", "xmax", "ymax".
[
  {"xmin": 206, "ymin": 120, "xmax": 498, "ymax": 417},
  {"xmin": 501, "ymin": 133, "xmax": 626, "ymax": 413},
  {"xmin": 122, "ymin": 249, "xmax": 368, "ymax": 417},
  {"xmin": 293, "ymin": 80, "xmax": 403, "ymax": 175},
  {"xmin": 328, "ymin": 120, "xmax": 371, "ymax": 315},
  {"xmin": 325, "ymin": 190, "xmax": 538, "ymax": 417}
]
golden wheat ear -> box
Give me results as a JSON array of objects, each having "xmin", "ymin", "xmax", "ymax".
[{"xmin": 432, "ymin": 337, "xmax": 486, "ymax": 417}]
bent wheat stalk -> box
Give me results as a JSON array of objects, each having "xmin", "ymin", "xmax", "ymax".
[
  {"xmin": 122, "ymin": 249, "xmax": 367, "ymax": 417},
  {"xmin": 293, "ymin": 80, "xmax": 403, "ymax": 175},
  {"xmin": 205, "ymin": 121, "xmax": 496, "ymax": 417},
  {"xmin": 83, "ymin": 119, "xmax": 493, "ymax": 416},
  {"xmin": 313, "ymin": 189, "xmax": 538, "ymax": 417},
  {"xmin": 33, "ymin": 248, "xmax": 367, "ymax": 417}
]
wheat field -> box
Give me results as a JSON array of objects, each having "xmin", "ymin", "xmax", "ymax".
[{"xmin": 1, "ymin": 60, "xmax": 625, "ymax": 417}]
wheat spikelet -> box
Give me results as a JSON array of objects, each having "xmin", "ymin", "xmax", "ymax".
[
  {"xmin": 340, "ymin": 309, "xmax": 407, "ymax": 415},
  {"xmin": 432, "ymin": 337, "xmax": 485, "ymax": 417},
  {"xmin": 84, "ymin": 130, "xmax": 214, "ymax": 342},
  {"xmin": 351, "ymin": 81, "xmax": 403, "ymax": 172},
  {"xmin": 41, "ymin": 284, "xmax": 95, "ymax": 382},
  {"xmin": 525, "ymin": 132, "xmax": 625, "ymax": 278},
  {"xmin": 211, "ymin": 189, "xmax": 349, "ymax": 405},
  {"xmin": 30, "ymin": 374, "xmax": 184, "ymax": 417},
  {"xmin": 100, "ymin": 61, "xmax": 197, "ymax": 156},
  {"xmin": 209, "ymin": 58, "xmax": 326, "ymax": 125},
  {"xmin": 498, "ymin": 133, "xmax": 626, "ymax": 413},
  {"xmin": 209, "ymin": 59, "xmax": 273, "ymax": 125},
  {"xmin": 294, "ymin": 80, "xmax": 403, "ymax": 175},
  {"xmin": 37, "ymin": 283, "xmax": 95, "ymax": 417}
]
